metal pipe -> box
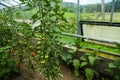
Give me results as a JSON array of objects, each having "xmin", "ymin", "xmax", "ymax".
[
  {"xmin": 77, "ymin": 0, "xmax": 81, "ymax": 35},
  {"xmin": 110, "ymin": 0, "xmax": 115, "ymax": 24},
  {"xmin": 101, "ymin": 0, "xmax": 105, "ymax": 21},
  {"xmin": 62, "ymin": 32, "xmax": 120, "ymax": 44},
  {"xmin": 79, "ymin": 21, "xmax": 120, "ymax": 27},
  {"xmin": 87, "ymin": 48, "xmax": 120, "ymax": 57}
]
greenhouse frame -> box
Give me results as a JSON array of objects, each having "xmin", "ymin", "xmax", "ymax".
[{"xmin": 0, "ymin": 0, "xmax": 120, "ymax": 80}]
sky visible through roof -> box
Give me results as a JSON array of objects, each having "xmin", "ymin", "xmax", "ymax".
[
  {"xmin": 63, "ymin": 0, "xmax": 112, "ymax": 5},
  {"xmin": 0, "ymin": 0, "xmax": 21, "ymax": 9},
  {"xmin": 0, "ymin": 0, "xmax": 112, "ymax": 9}
]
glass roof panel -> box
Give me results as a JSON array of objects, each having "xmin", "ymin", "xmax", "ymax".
[
  {"xmin": 0, "ymin": 0, "xmax": 21, "ymax": 9},
  {"xmin": 6, "ymin": 0, "xmax": 20, "ymax": 6},
  {"xmin": 1, "ymin": 1, "xmax": 13, "ymax": 7},
  {"xmin": 13, "ymin": 0, "xmax": 22, "ymax": 4},
  {"xmin": 0, "ymin": 2, "xmax": 8, "ymax": 9},
  {"xmin": 0, "ymin": 5, "xmax": 5, "ymax": 9}
]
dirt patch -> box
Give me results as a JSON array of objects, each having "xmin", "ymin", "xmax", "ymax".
[
  {"xmin": 11, "ymin": 64, "xmax": 82, "ymax": 80},
  {"xmin": 58, "ymin": 65, "xmax": 82, "ymax": 80}
]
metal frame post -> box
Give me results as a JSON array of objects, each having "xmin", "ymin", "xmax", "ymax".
[
  {"xmin": 110, "ymin": 0, "xmax": 115, "ymax": 23},
  {"xmin": 101, "ymin": 0, "xmax": 105, "ymax": 21},
  {"xmin": 77, "ymin": 0, "xmax": 83, "ymax": 35},
  {"xmin": 77, "ymin": 0, "xmax": 81, "ymax": 35}
]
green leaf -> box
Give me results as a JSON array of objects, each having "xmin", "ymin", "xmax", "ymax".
[
  {"xmin": 55, "ymin": 4, "xmax": 60, "ymax": 10},
  {"xmin": 0, "ymin": 67, "xmax": 11, "ymax": 74},
  {"xmin": 108, "ymin": 62, "xmax": 116, "ymax": 68},
  {"xmin": 75, "ymin": 39, "xmax": 81, "ymax": 48},
  {"xmin": 66, "ymin": 53, "xmax": 73, "ymax": 59},
  {"xmin": 45, "ymin": 2, "xmax": 50, "ymax": 7},
  {"xmin": 74, "ymin": 69, "xmax": 79, "ymax": 77},
  {"xmin": 8, "ymin": 59, "xmax": 15, "ymax": 67},
  {"xmin": 73, "ymin": 59, "xmax": 80, "ymax": 76},
  {"xmin": 85, "ymin": 68, "xmax": 94, "ymax": 80},
  {"xmin": 58, "ymin": 73, "xmax": 63, "ymax": 78},
  {"xmin": 31, "ymin": 14, "xmax": 38, "ymax": 21},
  {"xmin": 61, "ymin": 55, "xmax": 67, "ymax": 61},
  {"xmin": 19, "ymin": 0, "xmax": 24, "ymax": 2},
  {"xmin": 88, "ymin": 56, "xmax": 96, "ymax": 66},
  {"xmin": 73, "ymin": 59, "xmax": 80, "ymax": 69},
  {"xmin": 18, "ymin": 22, "xmax": 31, "ymax": 28},
  {"xmin": 61, "ymin": 53, "xmax": 72, "ymax": 61},
  {"xmin": 80, "ymin": 56, "xmax": 87, "ymax": 61},
  {"xmin": 80, "ymin": 62, "xmax": 88, "ymax": 68},
  {"xmin": 68, "ymin": 49, "xmax": 76, "ymax": 54}
]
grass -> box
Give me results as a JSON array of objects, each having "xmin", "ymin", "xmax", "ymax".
[
  {"xmin": 64, "ymin": 12, "xmax": 120, "ymax": 22},
  {"xmin": 64, "ymin": 12, "xmax": 76, "ymax": 19},
  {"xmin": 12, "ymin": 9, "xmax": 120, "ymax": 55},
  {"xmin": 62, "ymin": 12, "xmax": 120, "ymax": 55},
  {"xmin": 59, "ymin": 35, "xmax": 120, "ymax": 55},
  {"xmin": 14, "ymin": 8, "xmax": 120, "ymax": 22}
]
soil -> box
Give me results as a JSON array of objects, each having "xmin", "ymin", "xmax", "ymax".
[{"xmin": 11, "ymin": 64, "xmax": 83, "ymax": 80}]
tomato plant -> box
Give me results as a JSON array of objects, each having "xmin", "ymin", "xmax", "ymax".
[
  {"xmin": 19, "ymin": 0, "xmax": 67, "ymax": 80},
  {"xmin": 0, "ymin": 8, "xmax": 19, "ymax": 79},
  {"xmin": 1, "ymin": 0, "xmax": 69, "ymax": 79},
  {"xmin": 0, "ymin": 6, "xmax": 35, "ymax": 79},
  {"xmin": 0, "ymin": 46, "xmax": 18, "ymax": 80}
]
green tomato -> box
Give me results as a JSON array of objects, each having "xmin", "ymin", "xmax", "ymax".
[{"xmin": 37, "ymin": 41, "xmax": 41, "ymax": 45}]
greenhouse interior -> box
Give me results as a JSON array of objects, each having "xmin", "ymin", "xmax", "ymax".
[{"xmin": 0, "ymin": 0, "xmax": 120, "ymax": 80}]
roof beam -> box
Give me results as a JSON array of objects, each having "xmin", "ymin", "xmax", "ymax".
[{"xmin": 0, "ymin": 2, "xmax": 8, "ymax": 7}]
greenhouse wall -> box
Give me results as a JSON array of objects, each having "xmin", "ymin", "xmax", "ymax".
[{"xmin": 83, "ymin": 25, "xmax": 120, "ymax": 42}]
